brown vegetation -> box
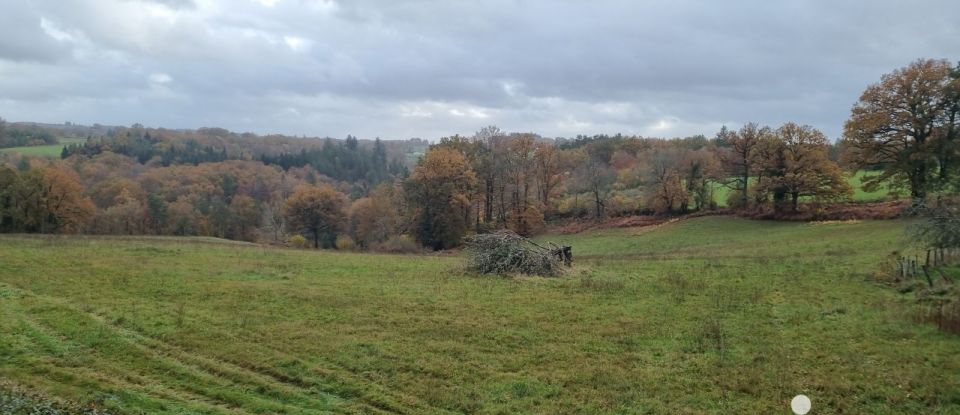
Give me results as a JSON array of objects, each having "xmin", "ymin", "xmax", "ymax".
[{"xmin": 1, "ymin": 59, "xmax": 956, "ymax": 251}]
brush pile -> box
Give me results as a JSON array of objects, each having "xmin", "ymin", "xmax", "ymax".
[{"xmin": 463, "ymin": 230, "xmax": 571, "ymax": 276}]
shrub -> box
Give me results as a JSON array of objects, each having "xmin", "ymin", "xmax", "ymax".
[
  {"xmin": 508, "ymin": 205, "xmax": 546, "ymax": 237},
  {"xmin": 556, "ymin": 195, "xmax": 590, "ymax": 218},
  {"xmin": 374, "ymin": 235, "xmax": 421, "ymax": 254},
  {"xmin": 335, "ymin": 235, "xmax": 357, "ymax": 250},
  {"xmin": 909, "ymin": 196, "xmax": 960, "ymax": 250},
  {"xmin": 463, "ymin": 231, "xmax": 565, "ymax": 277},
  {"xmin": 725, "ymin": 191, "xmax": 747, "ymax": 209},
  {"xmin": 289, "ymin": 234, "xmax": 308, "ymax": 249},
  {"xmin": 606, "ymin": 193, "xmax": 637, "ymax": 217}
]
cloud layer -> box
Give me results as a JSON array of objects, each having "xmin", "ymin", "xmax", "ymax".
[{"xmin": 1, "ymin": 0, "xmax": 958, "ymax": 140}]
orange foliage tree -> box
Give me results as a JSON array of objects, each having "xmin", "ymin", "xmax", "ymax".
[
  {"xmin": 405, "ymin": 147, "xmax": 477, "ymax": 250},
  {"xmin": 843, "ymin": 59, "xmax": 960, "ymax": 204},
  {"xmin": 283, "ymin": 184, "xmax": 348, "ymax": 249}
]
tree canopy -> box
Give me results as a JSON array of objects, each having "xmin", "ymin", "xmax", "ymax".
[{"xmin": 842, "ymin": 59, "xmax": 960, "ymax": 204}]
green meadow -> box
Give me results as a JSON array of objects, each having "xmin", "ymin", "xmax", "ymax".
[
  {"xmin": 1, "ymin": 217, "xmax": 958, "ymax": 414},
  {"xmin": 706, "ymin": 171, "xmax": 899, "ymax": 207},
  {"xmin": 848, "ymin": 170, "xmax": 905, "ymax": 201},
  {"xmin": 0, "ymin": 138, "xmax": 86, "ymax": 158}
]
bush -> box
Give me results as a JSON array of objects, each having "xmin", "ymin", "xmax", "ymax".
[
  {"xmin": 335, "ymin": 235, "xmax": 357, "ymax": 250},
  {"xmin": 463, "ymin": 231, "xmax": 565, "ymax": 277},
  {"xmin": 508, "ymin": 205, "xmax": 546, "ymax": 237},
  {"xmin": 374, "ymin": 235, "xmax": 421, "ymax": 254},
  {"xmin": 725, "ymin": 191, "xmax": 747, "ymax": 209},
  {"xmin": 909, "ymin": 196, "xmax": 960, "ymax": 250},
  {"xmin": 289, "ymin": 234, "xmax": 308, "ymax": 249},
  {"xmin": 556, "ymin": 195, "xmax": 590, "ymax": 218}
]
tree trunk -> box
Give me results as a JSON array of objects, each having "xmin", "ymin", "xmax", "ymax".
[
  {"xmin": 475, "ymin": 198, "xmax": 481, "ymax": 232},
  {"xmin": 594, "ymin": 189, "xmax": 602, "ymax": 219},
  {"xmin": 910, "ymin": 164, "xmax": 927, "ymax": 208},
  {"xmin": 741, "ymin": 166, "xmax": 750, "ymax": 207},
  {"xmin": 484, "ymin": 178, "xmax": 493, "ymax": 222},
  {"xmin": 498, "ymin": 183, "xmax": 506, "ymax": 225}
]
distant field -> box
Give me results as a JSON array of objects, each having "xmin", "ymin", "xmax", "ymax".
[
  {"xmin": 0, "ymin": 137, "xmax": 86, "ymax": 158},
  {"xmin": 709, "ymin": 171, "xmax": 898, "ymax": 207},
  {"xmin": 1, "ymin": 217, "xmax": 958, "ymax": 413},
  {"xmin": 849, "ymin": 170, "xmax": 904, "ymax": 201}
]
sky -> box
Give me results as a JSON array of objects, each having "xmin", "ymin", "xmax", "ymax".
[{"xmin": 1, "ymin": 0, "xmax": 958, "ymax": 141}]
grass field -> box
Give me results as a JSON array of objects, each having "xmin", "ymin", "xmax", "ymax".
[
  {"xmin": 708, "ymin": 171, "xmax": 900, "ymax": 207},
  {"xmin": 1, "ymin": 217, "xmax": 958, "ymax": 414},
  {"xmin": 848, "ymin": 170, "xmax": 905, "ymax": 201},
  {"xmin": 0, "ymin": 138, "xmax": 86, "ymax": 158}
]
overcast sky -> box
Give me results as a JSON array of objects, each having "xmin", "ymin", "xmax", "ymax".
[{"xmin": 1, "ymin": 0, "xmax": 958, "ymax": 140}]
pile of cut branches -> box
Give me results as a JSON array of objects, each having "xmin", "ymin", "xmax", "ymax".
[{"xmin": 463, "ymin": 230, "xmax": 570, "ymax": 276}]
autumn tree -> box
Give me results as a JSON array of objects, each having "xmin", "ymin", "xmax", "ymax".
[
  {"xmin": 349, "ymin": 185, "xmax": 400, "ymax": 249},
  {"xmin": 228, "ymin": 194, "xmax": 261, "ymax": 241},
  {"xmin": 843, "ymin": 59, "xmax": 960, "ymax": 205},
  {"xmin": 756, "ymin": 123, "xmax": 852, "ymax": 211},
  {"xmin": 532, "ymin": 142, "xmax": 562, "ymax": 213},
  {"xmin": 283, "ymin": 184, "xmax": 348, "ymax": 248},
  {"xmin": 472, "ymin": 126, "xmax": 506, "ymax": 225},
  {"xmin": 501, "ymin": 133, "xmax": 547, "ymax": 235},
  {"xmin": 680, "ymin": 148, "xmax": 722, "ymax": 211},
  {"xmin": 88, "ymin": 177, "xmax": 144, "ymax": 210},
  {"xmin": 146, "ymin": 194, "xmax": 168, "ymax": 234},
  {"xmin": 572, "ymin": 149, "xmax": 617, "ymax": 219},
  {"xmin": 91, "ymin": 188, "xmax": 144, "ymax": 234},
  {"xmin": 434, "ymin": 134, "xmax": 488, "ymax": 230},
  {"xmin": 405, "ymin": 147, "xmax": 477, "ymax": 250},
  {"xmin": 941, "ymin": 62, "xmax": 960, "ymax": 190},
  {"xmin": 167, "ymin": 196, "xmax": 202, "ymax": 236},
  {"xmin": 0, "ymin": 166, "xmax": 19, "ymax": 231},
  {"xmin": 719, "ymin": 123, "xmax": 771, "ymax": 207},
  {"xmin": 36, "ymin": 166, "xmax": 96, "ymax": 233},
  {"xmin": 642, "ymin": 147, "xmax": 688, "ymax": 214}
]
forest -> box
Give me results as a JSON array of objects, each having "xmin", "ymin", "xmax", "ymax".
[{"xmin": 0, "ymin": 58, "xmax": 958, "ymax": 252}]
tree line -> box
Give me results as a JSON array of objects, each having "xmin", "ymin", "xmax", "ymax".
[
  {"xmin": 0, "ymin": 119, "xmax": 58, "ymax": 148},
  {"xmin": 0, "ymin": 58, "xmax": 957, "ymax": 251}
]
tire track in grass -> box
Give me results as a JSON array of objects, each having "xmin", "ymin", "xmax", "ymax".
[
  {"xmin": 3, "ymin": 298, "xmax": 246, "ymax": 414},
  {"xmin": 80, "ymin": 309, "xmax": 439, "ymax": 414},
  {"xmin": 64, "ymin": 297, "xmax": 454, "ymax": 413},
  {"xmin": 120, "ymin": 319, "xmax": 449, "ymax": 415},
  {"xmin": 15, "ymin": 293, "xmax": 336, "ymax": 414},
  {"xmin": 18, "ymin": 311, "xmax": 265, "ymax": 414},
  {"xmin": 8, "ymin": 284, "xmax": 448, "ymax": 414}
]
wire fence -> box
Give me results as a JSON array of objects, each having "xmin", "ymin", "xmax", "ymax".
[{"xmin": 895, "ymin": 248, "xmax": 959, "ymax": 286}]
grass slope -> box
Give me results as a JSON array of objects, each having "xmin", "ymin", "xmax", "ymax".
[
  {"xmin": 708, "ymin": 171, "xmax": 899, "ymax": 207},
  {"xmin": 1, "ymin": 217, "xmax": 958, "ymax": 414},
  {"xmin": 0, "ymin": 138, "xmax": 86, "ymax": 158}
]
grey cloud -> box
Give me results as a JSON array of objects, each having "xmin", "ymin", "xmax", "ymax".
[
  {"xmin": 1, "ymin": 0, "xmax": 959, "ymax": 140},
  {"xmin": 0, "ymin": 3, "xmax": 71, "ymax": 63},
  {"xmin": 136, "ymin": 0, "xmax": 195, "ymax": 8}
]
